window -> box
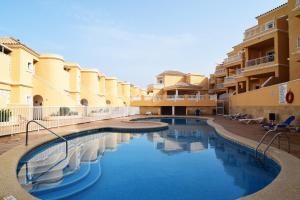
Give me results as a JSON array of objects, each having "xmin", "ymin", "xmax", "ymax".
[
  {"xmin": 297, "ymin": 37, "xmax": 300, "ymax": 48},
  {"xmin": 265, "ymin": 21, "xmax": 275, "ymax": 30},
  {"xmin": 25, "ymin": 95, "xmax": 33, "ymax": 105},
  {"xmin": 27, "ymin": 62, "xmax": 34, "ymax": 73},
  {"xmin": 0, "ymin": 90, "xmax": 10, "ymax": 104}
]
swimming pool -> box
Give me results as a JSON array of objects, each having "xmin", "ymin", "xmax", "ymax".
[{"xmin": 17, "ymin": 118, "xmax": 280, "ymax": 200}]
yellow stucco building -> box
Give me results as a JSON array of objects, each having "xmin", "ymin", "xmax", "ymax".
[
  {"xmin": 0, "ymin": 37, "xmax": 143, "ymax": 108},
  {"xmin": 210, "ymin": 0, "xmax": 300, "ymax": 125},
  {"xmin": 131, "ymin": 70, "xmax": 216, "ymax": 115}
]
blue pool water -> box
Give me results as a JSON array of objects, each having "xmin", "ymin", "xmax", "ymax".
[{"xmin": 17, "ymin": 118, "xmax": 280, "ymax": 200}]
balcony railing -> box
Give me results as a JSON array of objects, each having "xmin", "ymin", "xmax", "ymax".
[
  {"xmin": 214, "ymin": 68, "xmax": 226, "ymax": 75},
  {"xmin": 215, "ymin": 83, "xmax": 224, "ymax": 89},
  {"xmin": 223, "ymin": 54, "xmax": 242, "ymax": 65},
  {"xmin": 131, "ymin": 95, "xmax": 216, "ymax": 102},
  {"xmin": 244, "ymin": 20, "xmax": 276, "ymax": 41},
  {"xmin": 224, "ymin": 76, "xmax": 236, "ymax": 83},
  {"xmin": 246, "ymin": 55, "xmax": 275, "ymax": 67},
  {"xmin": 148, "ymin": 83, "xmax": 164, "ymax": 89}
]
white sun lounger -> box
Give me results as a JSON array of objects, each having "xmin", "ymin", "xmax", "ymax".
[{"xmin": 239, "ymin": 117, "xmax": 264, "ymax": 124}]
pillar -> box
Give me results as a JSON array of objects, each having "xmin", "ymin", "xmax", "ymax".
[{"xmin": 172, "ymin": 106, "xmax": 175, "ymax": 116}]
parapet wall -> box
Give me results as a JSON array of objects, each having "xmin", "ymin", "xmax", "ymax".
[{"xmin": 230, "ymin": 79, "xmax": 300, "ymax": 125}]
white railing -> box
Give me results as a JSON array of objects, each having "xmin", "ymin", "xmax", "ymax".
[
  {"xmin": 0, "ymin": 106, "xmax": 140, "ymax": 136},
  {"xmin": 244, "ymin": 20, "xmax": 276, "ymax": 40},
  {"xmin": 223, "ymin": 54, "xmax": 242, "ymax": 65},
  {"xmin": 214, "ymin": 68, "xmax": 226, "ymax": 75},
  {"xmin": 131, "ymin": 95, "xmax": 212, "ymax": 102},
  {"xmin": 236, "ymin": 68, "xmax": 245, "ymax": 75},
  {"xmin": 224, "ymin": 76, "xmax": 236, "ymax": 83},
  {"xmin": 147, "ymin": 83, "xmax": 164, "ymax": 89},
  {"xmin": 215, "ymin": 83, "xmax": 224, "ymax": 89},
  {"xmin": 246, "ymin": 55, "xmax": 275, "ymax": 67},
  {"xmin": 209, "ymin": 95, "xmax": 217, "ymax": 101}
]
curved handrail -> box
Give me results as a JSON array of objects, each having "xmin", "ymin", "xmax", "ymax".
[
  {"xmin": 263, "ymin": 132, "xmax": 290, "ymax": 157},
  {"xmin": 25, "ymin": 120, "xmax": 68, "ymax": 156},
  {"xmin": 255, "ymin": 129, "xmax": 276, "ymax": 157}
]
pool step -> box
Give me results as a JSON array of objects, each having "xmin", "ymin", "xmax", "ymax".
[
  {"xmin": 18, "ymin": 148, "xmax": 79, "ymax": 184},
  {"xmin": 31, "ymin": 162, "xmax": 91, "ymax": 193},
  {"xmin": 32, "ymin": 160, "xmax": 102, "ymax": 200}
]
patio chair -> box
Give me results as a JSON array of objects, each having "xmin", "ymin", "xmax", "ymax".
[{"xmin": 263, "ymin": 115, "xmax": 296, "ymax": 131}]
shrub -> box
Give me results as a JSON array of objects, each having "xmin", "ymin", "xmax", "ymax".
[
  {"xmin": 59, "ymin": 107, "xmax": 70, "ymax": 116},
  {"xmin": 0, "ymin": 109, "xmax": 12, "ymax": 122}
]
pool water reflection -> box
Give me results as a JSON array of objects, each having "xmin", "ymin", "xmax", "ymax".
[{"xmin": 17, "ymin": 118, "xmax": 280, "ymax": 200}]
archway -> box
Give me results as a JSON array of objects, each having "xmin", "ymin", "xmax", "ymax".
[
  {"xmin": 33, "ymin": 95, "xmax": 43, "ymax": 106},
  {"xmin": 80, "ymin": 99, "xmax": 89, "ymax": 106},
  {"xmin": 33, "ymin": 95, "xmax": 43, "ymax": 120}
]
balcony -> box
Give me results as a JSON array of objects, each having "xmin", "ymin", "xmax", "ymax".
[
  {"xmin": 245, "ymin": 55, "xmax": 275, "ymax": 68},
  {"xmin": 215, "ymin": 83, "xmax": 224, "ymax": 89},
  {"xmin": 223, "ymin": 54, "xmax": 242, "ymax": 65},
  {"xmin": 214, "ymin": 68, "xmax": 226, "ymax": 76},
  {"xmin": 130, "ymin": 94, "xmax": 217, "ymax": 107},
  {"xmin": 224, "ymin": 76, "xmax": 235, "ymax": 83},
  {"xmin": 148, "ymin": 83, "xmax": 164, "ymax": 89},
  {"xmin": 244, "ymin": 21, "xmax": 275, "ymax": 41}
]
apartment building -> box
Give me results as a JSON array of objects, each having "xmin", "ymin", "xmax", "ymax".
[
  {"xmin": 0, "ymin": 43, "xmax": 12, "ymax": 105},
  {"xmin": 0, "ymin": 38, "xmax": 39, "ymax": 106},
  {"xmin": 212, "ymin": 0, "xmax": 299, "ymax": 95},
  {"xmin": 210, "ymin": 0, "xmax": 300, "ymax": 124},
  {"xmin": 0, "ymin": 37, "xmax": 143, "ymax": 107},
  {"xmin": 131, "ymin": 70, "xmax": 216, "ymax": 115}
]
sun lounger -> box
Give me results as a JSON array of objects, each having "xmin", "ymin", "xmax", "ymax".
[
  {"xmin": 239, "ymin": 117, "xmax": 265, "ymax": 124},
  {"xmin": 263, "ymin": 115, "xmax": 296, "ymax": 131}
]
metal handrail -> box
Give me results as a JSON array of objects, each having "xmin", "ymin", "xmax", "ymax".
[
  {"xmin": 25, "ymin": 120, "xmax": 68, "ymax": 156},
  {"xmin": 263, "ymin": 132, "xmax": 290, "ymax": 157},
  {"xmin": 255, "ymin": 129, "xmax": 276, "ymax": 157}
]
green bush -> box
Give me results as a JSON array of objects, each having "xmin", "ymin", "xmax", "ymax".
[
  {"xmin": 0, "ymin": 109, "xmax": 12, "ymax": 122},
  {"xmin": 59, "ymin": 107, "xmax": 70, "ymax": 116}
]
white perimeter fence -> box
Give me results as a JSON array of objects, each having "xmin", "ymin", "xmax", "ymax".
[{"xmin": 0, "ymin": 106, "xmax": 140, "ymax": 136}]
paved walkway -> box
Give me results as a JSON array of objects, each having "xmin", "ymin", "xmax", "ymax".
[
  {"xmin": 213, "ymin": 116, "xmax": 300, "ymax": 158},
  {"xmin": 0, "ymin": 115, "xmax": 299, "ymax": 158}
]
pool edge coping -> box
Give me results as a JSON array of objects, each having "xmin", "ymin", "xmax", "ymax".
[
  {"xmin": 207, "ymin": 118, "xmax": 300, "ymax": 200},
  {"xmin": 0, "ymin": 118, "xmax": 168, "ymax": 200},
  {"xmin": 0, "ymin": 116, "xmax": 300, "ymax": 199}
]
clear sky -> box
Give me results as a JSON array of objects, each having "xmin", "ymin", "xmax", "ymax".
[{"xmin": 0, "ymin": 0, "xmax": 287, "ymax": 88}]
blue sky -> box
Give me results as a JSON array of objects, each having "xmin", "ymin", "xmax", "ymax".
[{"xmin": 0, "ymin": 0, "xmax": 287, "ymax": 88}]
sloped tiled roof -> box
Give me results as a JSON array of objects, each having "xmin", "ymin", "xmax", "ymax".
[
  {"xmin": 157, "ymin": 70, "xmax": 186, "ymax": 77},
  {"xmin": 0, "ymin": 37, "xmax": 39, "ymax": 57},
  {"xmin": 256, "ymin": 3, "xmax": 288, "ymax": 19}
]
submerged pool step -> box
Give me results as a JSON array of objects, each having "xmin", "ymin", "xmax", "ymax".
[
  {"xmin": 32, "ymin": 160, "xmax": 102, "ymax": 200},
  {"xmin": 18, "ymin": 148, "xmax": 78, "ymax": 185},
  {"xmin": 31, "ymin": 162, "xmax": 91, "ymax": 193}
]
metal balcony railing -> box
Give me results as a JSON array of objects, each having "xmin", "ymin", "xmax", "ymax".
[
  {"xmin": 131, "ymin": 95, "xmax": 216, "ymax": 102},
  {"xmin": 224, "ymin": 76, "xmax": 236, "ymax": 83},
  {"xmin": 244, "ymin": 21, "xmax": 276, "ymax": 40},
  {"xmin": 215, "ymin": 83, "xmax": 224, "ymax": 89},
  {"xmin": 214, "ymin": 69, "xmax": 226, "ymax": 75},
  {"xmin": 246, "ymin": 55, "xmax": 275, "ymax": 67},
  {"xmin": 224, "ymin": 54, "xmax": 242, "ymax": 65}
]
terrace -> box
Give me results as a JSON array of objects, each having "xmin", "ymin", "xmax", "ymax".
[{"xmin": 244, "ymin": 20, "xmax": 276, "ymax": 41}]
